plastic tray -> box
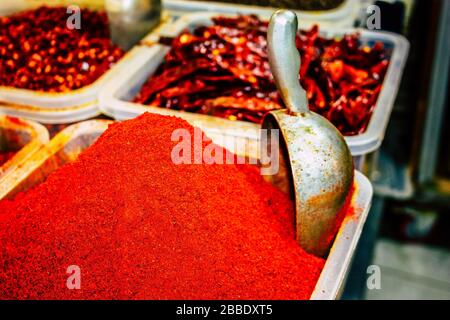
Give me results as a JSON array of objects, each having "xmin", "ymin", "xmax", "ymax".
[
  {"xmin": 0, "ymin": 101, "xmax": 101, "ymax": 125},
  {"xmin": 0, "ymin": 119, "xmax": 372, "ymax": 299},
  {"xmin": 99, "ymin": 12, "xmax": 409, "ymax": 168},
  {"xmin": 0, "ymin": 115, "xmax": 49, "ymax": 179},
  {"xmin": 162, "ymin": 0, "xmax": 361, "ymax": 28},
  {"xmin": 0, "ymin": 120, "xmax": 111, "ymax": 200},
  {"xmin": 0, "ymin": 2, "xmax": 143, "ymax": 123}
]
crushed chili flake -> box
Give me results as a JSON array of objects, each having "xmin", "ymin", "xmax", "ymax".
[
  {"xmin": 0, "ymin": 6, "xmax": 124, "ymax": 92},
  {"xmin": 0, "ymin": 113, "xmax": 325, "ymax": 300},
  {"xmin": 135, "ymin": 15, "xmax": 390, "ymax": 135}
]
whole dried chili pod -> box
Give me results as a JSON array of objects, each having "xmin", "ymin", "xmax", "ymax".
[{"xmin": 371, "ymin": 59, "xmax": 389, "ymax": 80}]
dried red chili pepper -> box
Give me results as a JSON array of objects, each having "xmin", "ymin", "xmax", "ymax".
[
  {"xmin": 135, "ymin": 15, "xmax": 390, "ymax": 135},
  {"xmin": 371, "ymin": 59, "xmax": 389, "ymax": 80},
  {"xmin": 0, "ymin": 6, "xmax": 124, "ymax": 92},
  {"xmin": 322, "ymin": 60, "xmax": 345, "ymax": 82},
  {"xmin": 0, "ymin": 113, "xmax": 326, "ymax": 299},
  {"xmin": 343, "ymin": 65, "xmax": 369, "ymax": 84}
]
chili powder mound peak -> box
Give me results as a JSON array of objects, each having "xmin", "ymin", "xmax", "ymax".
[{"xmin": 0, "ymin": 112, "xmax": 324, "ymax": 300}]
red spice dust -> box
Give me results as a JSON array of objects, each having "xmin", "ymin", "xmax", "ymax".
[{"xmin": 0, "ymin": 113, "xmax": 325, "ymax": 300}]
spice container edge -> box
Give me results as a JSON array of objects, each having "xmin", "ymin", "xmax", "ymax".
[
  {"xmin": 0, "ymin": 115, "xmax": 49, "ymax": 179},
  {"xmin": 310, "ymin": 171, "xmax": 372, "ymax": 300},
  {"xmin": 0, "ymin": 119, "xmax": 111, "ymax": 200},
  {"xmin": 162, "ymin": 0, "xmax": 360, "ymax": 28}
]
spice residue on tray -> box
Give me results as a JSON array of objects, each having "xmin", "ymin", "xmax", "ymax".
[
  {"xmin": 0, "ymin": 151, "xmax": 15, "ymax": 167},
  {"xmin": 0, "ymin": 113, "xmax": 325, "ymax": 300},
  {"xmin": 0, "ymin": 6, "xmax": 124, "ymax": 92},
  {"xmin": 135, "ymin": 15, "xmax": 389, "ymax": 135}
]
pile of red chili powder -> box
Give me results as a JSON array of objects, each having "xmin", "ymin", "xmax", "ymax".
[{"xmin": 0, "ymin": 113, "xmax": 325, "ymax": 300}]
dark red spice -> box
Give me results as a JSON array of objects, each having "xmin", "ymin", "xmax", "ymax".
[
  {"xmin": 0, "ymin": 151, "xmax": 15, "ymax": 167},
  {"xmin": 135, "ymin": 15, "xmax": 389, "ymax": 135},
  {"xmin": 0, "ymin": 6, "xmax": 124, "ymax": 92},
  {"xmin": 0, "ymin": 113, "xmax": 325, "ymax": 300}
]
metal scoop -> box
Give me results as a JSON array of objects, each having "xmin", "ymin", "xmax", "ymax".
[{"xmin": 262, "ymin": 10, "xmax": 354, "ymax": 257}]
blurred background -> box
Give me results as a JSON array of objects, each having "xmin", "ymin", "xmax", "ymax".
[{"xmin": 341, "ymin": 0, "xmax": 450, "ymax": 300}]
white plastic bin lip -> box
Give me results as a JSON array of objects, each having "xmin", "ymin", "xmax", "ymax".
[
  {"xmin": 0, "ymin": 75, "xmax": 108, "ymax": 109},
  {"xmin": 162, "ymin": 0, "xmax": 360, "ymax": 27},
  {"xmin": 0, "ymin": 115, "xmax": 49, "ymax": 178},
  {"xmin": 0, "ymin": 101, "xmax": 101, "ymax": 125},
  {"xmin": 100, "ymin": 12, "xmax": 410, "ymax": 158},
  {"xmin": 311, "ymin": 170, "xmax": 373, "ymax": 300},
  {"xmin": 344, "ymin": 29, "xmax": 410, "ymax": 156}
]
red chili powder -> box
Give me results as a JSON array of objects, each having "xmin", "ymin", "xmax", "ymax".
[{"xmin": 0, "ymin": 113, "xmax": 326, "ymax": 300}]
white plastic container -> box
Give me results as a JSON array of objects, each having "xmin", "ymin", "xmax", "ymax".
[
  {"xmin": 0, "ymin": 118, "xmax": 372, "ymax": 299},
  {"xmin": 0, "ymin": 101, "xmax": 101, "ymax": 125},
  {"xmin": 163, "ymin": 0, "xmax": 361, "ymax": 28},
  {"xmin": 0, "ymin": 2, "xmax": 138, "ymax": 123},
  {"xmin": 99, "ymin": 12, "xmax": 410, "ymax": 169},
  {"xmin": 0, "ymin": 120, "xmax": 111, "ymax": 200}
]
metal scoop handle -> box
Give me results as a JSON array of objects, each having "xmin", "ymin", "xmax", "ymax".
[{"xmin": 267, "ymin": 10, "xmax": 309, "ymax": 114}]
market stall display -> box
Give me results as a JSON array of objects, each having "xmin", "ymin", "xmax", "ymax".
[{"xmin": 0, "ymin": 0, "xmax": 416, "ymax": 300}]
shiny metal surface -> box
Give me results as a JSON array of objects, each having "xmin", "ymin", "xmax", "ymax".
[
  {"xmin": 263, "ymin": 10, "xmax": 354, "ymax": 257},
  {"xmin": 105, "ymin": 0, "xmax": 161, "ymax": 50}
]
